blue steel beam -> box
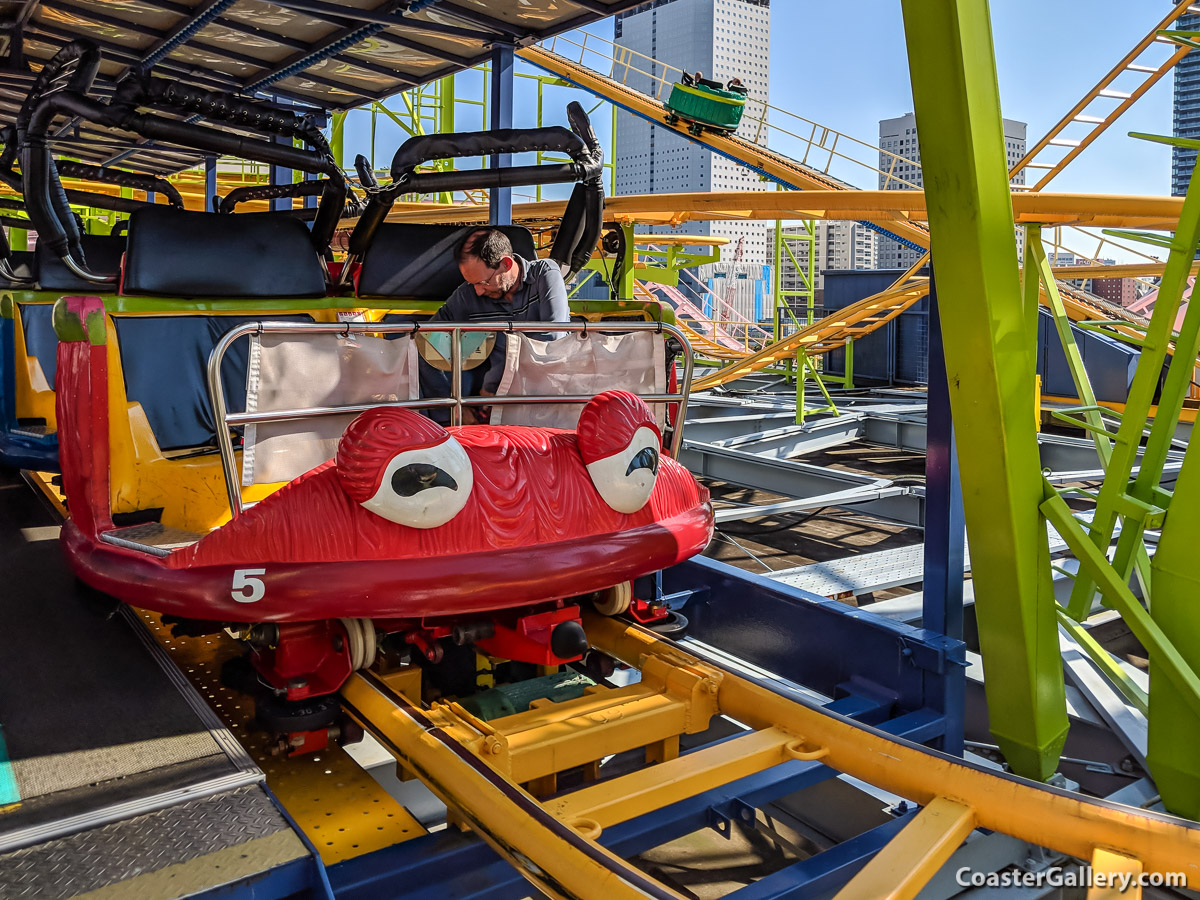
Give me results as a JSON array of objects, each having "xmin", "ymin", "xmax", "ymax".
[
  {"xmin": 923, "ymin": 286, "xmax": 966, "ymax": 757},
  {"xmin": 204, "ymin": 155, "xmax": 217, "ymax": 212},
  {"xmin": 727, "ymin": 813, "xmax": 917, "ymax": 900},
  {"xmin": 490, "ymin": 42, "xmax": 515, "ymax": 226},
  {"xmin": 668, "ymin": 557, "xmax": 965, "ymax": 719},
  {"xmin": 266, "ymin": 0, "xmax": 505, "ymax": 43}
]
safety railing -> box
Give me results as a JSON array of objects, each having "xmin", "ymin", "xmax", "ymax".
[
  {"xmin": 1010, "ymin": 3, "xmax": 1196, "ymax": 192},
  {"xmin": 676, "ymin": 265, "xmax": 773, "ymax": 341},
  {"xmin": 537, "ymin": 32, "xmax": 922, "ymax": 191},
  {"xmin": 207, "ymin": 320, "xmax": 694, "ymax": 518},
  {"xmin": 1040, "ymin": 224, "xmax": 1162, "ymax": 299},
  {"xmin": 637, "ymin": 278, "xmax": 769, "ymax": 358}
]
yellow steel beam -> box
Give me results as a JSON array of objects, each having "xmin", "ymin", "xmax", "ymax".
[
  {"xmin": 429, "ymin": 683, "xmax": 707, "ymax": 785},
  {"xmin": 544, "ymin": 727, "xmax": 796, "ymax": 831},
  {"xmin": 340, "ymin": 671, "xmax": 689, "ymax": 900},
  {"xmin": 1042, "ymin": 395, "xmax": 1199, "ymax": 425},
  {"xmin": 585, "ymin": 613, "xmax": 1200, "ymax": 878},
  {"xmin": 1054, "ymin": 261, "xmax": 1197, "ymax": 279},
  {"xmin": 1011, "ymin": 1, "xmax": 1195, "ymax": 193},
  {"xmin": 381, "ymin": 191, "xmax": 1186, "ymax": 232},
  {"xmin": 1087, "ymin": 848, "xmax": 1144, "ymax": 900},
  {"xmin": 692, "ymin": 280, "xmax": 930, "ymax": 389},
  {"xmin": 833, "ymin": 797, "xmax": 976, "ymax": 900}
]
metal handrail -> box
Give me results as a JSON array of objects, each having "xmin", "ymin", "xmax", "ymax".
[
  {"xmin": 541, "ymin": 32, "xmax": 923, "ymax": 191},
  {"xmin": 207, "ymin": 320, "xmax": 694, "ymax": 519}
]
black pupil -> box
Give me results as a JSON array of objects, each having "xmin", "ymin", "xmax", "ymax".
[
  {"xmin": 392, "ymin": 463, "xmax": 458, "ymax": 497},
  {"xmin": 626, "ymin": 446, "xmax": 660, "ymax": 476}
]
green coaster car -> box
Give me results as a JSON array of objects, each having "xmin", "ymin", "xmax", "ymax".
[{"xmin": 664, "ymin": 78, "xmax": 747, "ymax": 136}]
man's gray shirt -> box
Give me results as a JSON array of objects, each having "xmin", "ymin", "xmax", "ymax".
[{"xmin": 432, "ymin": 255, "xmax": 570, "ymax": 392}]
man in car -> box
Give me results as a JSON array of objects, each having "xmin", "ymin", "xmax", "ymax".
[{"xmin": 424, "ymin": 227, "xmax": 570, "ymax": 423}]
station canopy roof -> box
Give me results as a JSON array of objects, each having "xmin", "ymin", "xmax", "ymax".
[{"xmin": 0, "ymin": 0, "xmax": 643, "ymax": 174}]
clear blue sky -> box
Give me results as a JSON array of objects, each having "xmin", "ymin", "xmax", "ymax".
[
  {"xmin": 767, "ymin": 0, "xmax": 1176, "ymax": 197},
  {"xmin": 343, "ymin": 2, "xmax": 1178, "ymax": 204}
]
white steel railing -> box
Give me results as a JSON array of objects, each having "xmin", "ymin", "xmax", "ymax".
[{"xmin": 207, "ymin": 320, "xmax": 694, "ymax": 518}]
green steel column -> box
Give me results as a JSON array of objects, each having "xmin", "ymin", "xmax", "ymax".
[
  {"xmin": 804, "ymin": 222, "xmax": 815, "ymax": 326},
  {"xmin": 330, "ymin": 111, "xmax": 346, "ymax": 169},
  {"xmin": 1149, "ymin": 436, "xmax": 1200, "ymax": 818},
  {"xmin": 618, "ymin": 222, "xmax": 636, "ymax": 302},
  {"xmin": 1027, "ymin": 227, "xmax": 1113, "ymax": 467},
  {"xmin": 901, "ymin": 0, "xmax": 1067, "ymax": 780},
  {"xmin": 773, "ymin": 223, "xmax": 783, "ymax": 342}
]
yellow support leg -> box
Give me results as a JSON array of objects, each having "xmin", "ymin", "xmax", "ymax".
[
  {"xmin": 1087, "ymin": 848, "xmax": 1143, "ymax": 900},
  {"xmin": 546, "ymin": 727, "xmax": 797, "ymax": 831},
  {"xmin": 833, "ymin": 797, "xmax": 976, "ymax": 900}
]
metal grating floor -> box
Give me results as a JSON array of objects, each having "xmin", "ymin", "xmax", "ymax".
[
  {"xmin": 99, "ymin": 522, "xmax": 203, "ymax": 557},
  {"xmin": 0, "ymin": 785, "xmax": 306, "ymax": 899},
  {"xmin": 770, "ymin": 525, "xmax": 1076, "ymax": 599}
]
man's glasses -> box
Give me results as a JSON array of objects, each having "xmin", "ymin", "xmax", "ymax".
[{"xmin": 468, "ymin": 266, "xmax": 502, "ymax": 288}]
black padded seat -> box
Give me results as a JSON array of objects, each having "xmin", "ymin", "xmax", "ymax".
[
  {"xmin": 37, "ymin": 236, "xmax": 126, "ymax": 292},
  {"xmin": 0, "ymin": 250, "xmax": 35, "ymax": 287},
  {"xmin": 356, "ymin": 223, "xmax": 537, "ymax": 300},
  {"xmin": 121, "ymin": 207, "xmax": 325, "ymax": 299}
]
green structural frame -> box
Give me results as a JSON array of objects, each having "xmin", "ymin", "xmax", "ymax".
[
  {"xmin": 901, "ymin": 0, "xmax": 1068, "ymax": 782},
  {"xmin": 334, "ymin": 66, "xmax": 617, "ymax": 204},
  {"xmin": 906, "ymin": 0, "xmax": 1200, "ymax": 816},
  {"xmin": 575, "ymin": 222, "xmax": 722, "ymax": 303},
  {"xmin": 773, "ymin": 218, "xmax": 816, "ymax": 339}
]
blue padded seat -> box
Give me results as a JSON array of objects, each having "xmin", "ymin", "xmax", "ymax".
[
  {"xmin": 111, "ymin": 314, "xmax": 314, "ymax": 452},
  {"xmin": 19, "ymin": 304, "xmax": 57, "ymax": 385}
]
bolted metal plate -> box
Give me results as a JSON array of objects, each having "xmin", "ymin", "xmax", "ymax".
[{"xmin": 0, "ymin": 786, "xmax": 296, "ymax": 898}]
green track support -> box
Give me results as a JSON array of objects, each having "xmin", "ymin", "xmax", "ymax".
[
  {"xmin": 774, "ymin": 217, "xmax": 815, "ymax": 339},
  {"xmin": 1066, "ymin": 133, "xmax": 1200, "ymax": 616},
  {"xmin": 1025, "ymin": 226, "xmax": 1113, "ymax": 468},
  {"xmin": 795, "ymin": 349, "xmax": 838, "ymax": 425},
  {"xmin": 1148, "ymin": 438, "xmax": 1200, "ymax": 818},
  {"xmin": 901, "ymin": 0, "xmax": 1067, "ymax": 781}
]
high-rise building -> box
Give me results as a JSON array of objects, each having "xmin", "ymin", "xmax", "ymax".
[
  {"xmin": 1091, "ymin": 275, "xmax": 1139, "ymax": 308},
  {"xmin": 1172, "ymin": 7, "xmax": 1200, "ymax": 195},
  {"xmin": 779, "ymin": 220, "xmax": 877, "ymax": 294},
  {"xmin": 614, "ymin": 0, "xmax": 771, "ymax": 319},
  {"xmin": 876, "ymin": 112, "xmax": 1027, "ymax": 268}
]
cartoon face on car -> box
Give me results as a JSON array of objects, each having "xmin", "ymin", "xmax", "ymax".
[{"xmin": 175, "ymin": 391, "xmax": 709, "ymax": 569}]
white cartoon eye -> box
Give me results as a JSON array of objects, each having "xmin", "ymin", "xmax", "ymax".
[
  {"xmin": 361, "ymin": 437, "xmax": 474, "ymax": 528},
  {"xmin": 585, "ymin": 425, "xmax": 660, "ymax": 514}
]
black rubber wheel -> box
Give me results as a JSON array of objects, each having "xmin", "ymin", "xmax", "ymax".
[
  {"xmin": 255, "ymin": 693, "xmax": 341, "ymax": 734},
  {"xmin": 646, "ymin": 610, "xmax": 689, "ymax": 637}
]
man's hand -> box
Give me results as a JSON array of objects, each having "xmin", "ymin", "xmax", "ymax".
[{"xmin": 463, "ymin": 388, "xmax": 495, "ymax": 426}]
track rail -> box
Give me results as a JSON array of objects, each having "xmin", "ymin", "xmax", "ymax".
[
  {"xmin": 692, "ymin": 279, "xmax": 931, "ymax": 389},
  {"xmin": 519, "ymin": 44, "xmax": 933, "ymax": 253},
  {"xmin": 340, "ymin": 613, "xmax": 1200, "ymax": 900}
]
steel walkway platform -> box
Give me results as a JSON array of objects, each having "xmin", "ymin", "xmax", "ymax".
[{"xmin": 0, "ymin": 468, "xmax": 322, "ymax": 898}]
